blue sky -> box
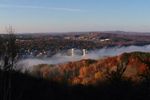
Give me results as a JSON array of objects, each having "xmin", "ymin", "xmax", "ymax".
[{"xmin": 0, "ymin": 0, "xmax": 150, "ymax": 33}]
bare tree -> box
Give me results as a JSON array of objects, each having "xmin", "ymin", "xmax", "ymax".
[{"xmin": 0, "ymin": 26, "xmax": 18, "ymax": 100}]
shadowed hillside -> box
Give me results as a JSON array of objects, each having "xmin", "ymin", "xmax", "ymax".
[{"xmin": 1, "ymin": 52, "xmax": 150, "ymax": 100}]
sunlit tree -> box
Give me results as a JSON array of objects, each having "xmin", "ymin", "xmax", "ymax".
[{"xmin": 106, "ymin": 54, "xmax": 129, "ymax": 83}]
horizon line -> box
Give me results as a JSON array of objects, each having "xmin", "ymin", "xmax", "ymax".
[{"xmin": 1, "ymin": 30, "xmax": 150, "ymax": 34}]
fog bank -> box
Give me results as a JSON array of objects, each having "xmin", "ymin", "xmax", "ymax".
[{"xmin": 15, "ymin": 44, "xmax": 150, "ymax": 72}]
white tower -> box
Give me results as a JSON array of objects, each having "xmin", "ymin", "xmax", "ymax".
[
  {"xmin": 71, "ymin": 48, "xmax": 75, "ymax": 57},
  {"xmin": 83, "ymin": 49, "xmax": 86, "ymax": 57}
]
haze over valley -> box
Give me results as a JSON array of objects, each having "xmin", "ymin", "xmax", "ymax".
[{"xmin": 1, "ymin": 0, "xmax": 150, "ymax": 100}]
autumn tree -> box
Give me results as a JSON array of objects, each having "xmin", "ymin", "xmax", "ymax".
[
  {"xmin": 106, "ymin": 54, "xmax": 129, "ymax": 83},
  {"xmin": 139, "ymin": 56, "xmax": 150, "ymax": 90}
]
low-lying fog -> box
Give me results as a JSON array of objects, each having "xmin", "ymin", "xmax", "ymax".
[{"xmin": 15, "ymin": 44, "xmax": 150, "ymax": 72}]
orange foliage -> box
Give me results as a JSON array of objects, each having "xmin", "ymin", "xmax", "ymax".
[{"xmin": 32, "ymin": 52, "xmax": 150, "ymax": 85}]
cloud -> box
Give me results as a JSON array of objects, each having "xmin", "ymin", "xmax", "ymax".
[{"xmin": 0, "ymin": 4, "xmax": 84, "ymax": 12}]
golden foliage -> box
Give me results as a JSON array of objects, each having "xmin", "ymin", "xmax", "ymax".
[
  {"xmin": 32, "ymin": 52, "xmax": 150, "ymax": 85},
  {"xmin": 94, "ymin": 72, "xmax": 103, "ymax": 80}
]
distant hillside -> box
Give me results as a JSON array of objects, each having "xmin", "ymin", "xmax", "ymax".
[{"xmin": 31, "ymin": 52, "xmax": 150, "ymax": 85}]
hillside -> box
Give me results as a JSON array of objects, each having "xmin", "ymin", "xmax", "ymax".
[
  {"xmin": 1, "ymin": 52, "xmax": 150, "ymax": 100},
  {"xmin": 1, "ymin": 68, "xmax": 150, "ymax": 100},
  {"xmin": 31, "ymin": 52, "xmax": 150, "ymax": 85}
]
